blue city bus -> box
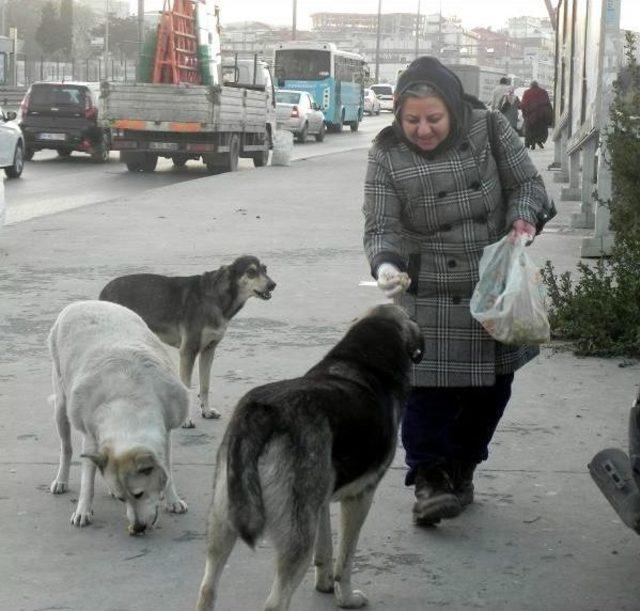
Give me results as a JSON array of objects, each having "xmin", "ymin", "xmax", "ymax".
[{"xmin": 274, "ymin": 42, "xmax": 366, "ymax": 132}]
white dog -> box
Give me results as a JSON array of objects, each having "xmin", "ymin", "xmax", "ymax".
[{"xmin": 48, "ymin": 300, "xmax": 189, "ymax": 535}]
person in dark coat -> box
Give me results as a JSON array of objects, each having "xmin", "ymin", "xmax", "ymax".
[
  {"xmin": 363, "ymin": 56, "xmax": 551, "ymax": 526},
  {"xmin": 520, "ymin": 80, "xmax": 553, "ymax": 149}
]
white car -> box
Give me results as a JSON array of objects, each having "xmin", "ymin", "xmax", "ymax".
[
  {"xmin": 370, "ymin": 84, "xmax": 394, "ymax": 112},
  {"xmin": 364, "ymin": 89, "xmax": 381, "ymax": 115},
  {"xmin": 276, "ymin": 89, "xmax": 326, "ymax": 143},
  {"xmin": 0, "ymin": 107, "xmax": 24, "ymax": 178}
]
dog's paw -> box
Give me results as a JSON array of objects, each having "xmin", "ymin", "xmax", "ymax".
[
  {"xmin": 50, "ymin": 480, "xmax": 67, "ymax": 494},
  {"xmin": 335, "ymin": 587, "xmax": 368, "ymax": 609},
  {"xmin": 70, "ymin": 508, "xmax": 93, "ymax": 527},
  {"xmin": 201, "ymin": 409, "xmax": 221, "ymax": 420},
  {"xmin": 182, "ymin": 419, "xmax": 196, "ymax": 429},
  {"xmin": 166, "ymin": 499, "xmax": 188, "ymax": 514}
]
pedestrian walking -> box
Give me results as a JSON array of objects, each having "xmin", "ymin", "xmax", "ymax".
[
  {"xmin": 491, "ymin": 76, "xmax": 511, "ymax": 111},
  {"xmin": 520, "ymin": 80, "xmax": 553, "ymax": 149},
  {"xmin": 497, "ymin": 86, "xmax": 520, "ymax": 131},
  {"xmin": 362, "ymin": 56, "xmax": 551, "ymax": 527}
]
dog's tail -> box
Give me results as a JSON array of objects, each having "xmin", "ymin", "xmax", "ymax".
[{"xmin": 226, "ymin": 401, "xmax": 275, "ymax": 548}]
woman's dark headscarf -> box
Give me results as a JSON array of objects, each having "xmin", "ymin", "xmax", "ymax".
[{"xmin": 380, "ymin": 56, "xmax": 480, "ymax": 159}]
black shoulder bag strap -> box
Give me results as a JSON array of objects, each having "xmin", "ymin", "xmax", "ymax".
[{"xmin": 485, "ymin": 110, "xmax": 556, "ymax": 235}]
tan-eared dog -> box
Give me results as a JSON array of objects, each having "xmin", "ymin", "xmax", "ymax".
[{"xmin": 48, "ymin": 300, "xmax": 189, "ymax": 535}]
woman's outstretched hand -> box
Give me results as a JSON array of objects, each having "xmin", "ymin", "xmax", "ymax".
[{"xmin": 376, "ymin": 263, "xmax": 412, "ymax": 298}]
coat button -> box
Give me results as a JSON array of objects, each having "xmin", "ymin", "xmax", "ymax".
[
  {"xmin": 442, "ymin": 224, "xmax": 452, "ymax": 231},
  {"xmin": 451, "ymin": 296, "xmax": 461, "ymax": 305},
  {"xmin": 470, "ymin": 181, "xmax": 481, "ymax": 190},
  {"xmin": 437, "ymin": 190, "xmax": 447, "ymax": 198},
  {"xmin": 460, "ymin": 142, "xmax": 469, "ymax": 151},
  {"xmin": 447, "ymin": 259, "xmax": 457, "ymax": 268}
]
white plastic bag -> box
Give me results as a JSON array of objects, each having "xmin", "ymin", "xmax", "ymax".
[
  {"xmin": 470, "ymin": 235, "xmax": 550, "ymax": 345},
  {"xmin": 271, "ymin": 130, "xmax": 293, "ymax": 167}
]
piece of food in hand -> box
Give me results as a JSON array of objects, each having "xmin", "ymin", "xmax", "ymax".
[{"xmin": 397, "ymin": 272, "xmax": 411, "ymax": 290}]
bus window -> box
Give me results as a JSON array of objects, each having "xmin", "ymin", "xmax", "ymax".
[{"xmin": 275, "ymin": 50, "xmax": 331, "ymax": 81}]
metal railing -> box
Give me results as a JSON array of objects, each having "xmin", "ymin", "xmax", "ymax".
[{"xmin": 15, "ymin": 56, "xmax": 139, "ymax": 86}]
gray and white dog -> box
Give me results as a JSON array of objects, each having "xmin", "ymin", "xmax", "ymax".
[
  {"xmin": 196, "ymin": 304, "xmax": 424, "ymax": 611},
  {"xmin": 99, "ymin": 255, "xmax": 276, "ymax": 427},
  {"xmin": 48, "ymin": 300, "xmax": 189, "ymax": 535}
]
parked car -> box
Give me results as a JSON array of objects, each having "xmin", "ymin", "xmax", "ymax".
[
  {"xmin": 370, "ymin": 83, "xmax": 394, "ymax": 112},
  {"xmin": 19, "ymin": 81, "xmax": 109, "ymax": 162},
  {"xmin": 275, "ymin": 89, "xmax": 326, "ymax": 143},
  {"xmin": 0, "ymin": 106, "xmax": 25, "ymax": 178},
  {"xmin": 364, "ymin": 88, "xmax": 381, "ymax": 115}
]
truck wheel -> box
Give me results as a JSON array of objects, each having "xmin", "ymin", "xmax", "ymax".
[
  {"xmin": 57, "ymin": 149, "xmax": 72, "ymax": 158},
  {"xmin": 350, "ymin": 120, "xmax": 359, "ymax": 132},
  {"xmin": 252, "ymin": 139, "xmax": 270, "ymax": 168},
  {"xmin": 24, "ymin": 147, "xmax": 35, "ymax": 161},
  {"xmin": 141, "ymin": 153, "xmax": 158, "ymax": 172},
  {"xmin": 172, "ymin": 155, "xmax": 188, "ymax": 168},
  {"xmin": 91, "ymin": 132, "xmax": 110, "ymax": 163},
  {"xmin": 206, "ymin": 135, "xmax": 239, "ymax": 174},
  {"xmin": 123, "ymin": 152, "xmax": 157, "ymax": 173}
]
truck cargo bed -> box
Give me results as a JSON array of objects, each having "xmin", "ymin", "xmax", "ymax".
[{"xmin": 101, "ymin": 82, "xmax": 268, "ymax": 133}]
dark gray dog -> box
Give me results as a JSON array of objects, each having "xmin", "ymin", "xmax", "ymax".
[
  {"xmin": 99, "ymin": 256, "xmax": 276, "ymax": 428},
  {"xmin": 196, "ymin": 304, "xmax": 424, "ymax": 611}
]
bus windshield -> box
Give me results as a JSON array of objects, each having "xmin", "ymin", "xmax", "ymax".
[{"xmin": 275, "ymin": 50, "xmax": 331, "ymax": 81}]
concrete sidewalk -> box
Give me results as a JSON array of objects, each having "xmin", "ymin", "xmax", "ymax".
[{"xmin": 0, "ymin": 144, "xmax": 639, "ymax": 611}]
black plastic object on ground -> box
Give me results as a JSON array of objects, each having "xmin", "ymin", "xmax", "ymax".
[{"xmin": 588, "ymin": 393, "xmax": 640, "ymax": 534}]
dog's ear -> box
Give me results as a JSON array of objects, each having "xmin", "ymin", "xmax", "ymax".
[{"xmin": 81, "ymin": 451, "xmax": 108, "ymax": 472}]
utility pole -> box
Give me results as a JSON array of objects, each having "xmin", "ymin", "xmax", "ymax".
[
  {"xmin": 375, "ymin": 0, "xmax": 382, "ymax": 82},
  {"xmin": 542, "ymin": 0, "xmax": 557, "ymax": 30},
  {"xmin": 1, "ymin": 1, "xmax": 5, "ymax": 38},
  {"xmin": 415, "ymin": 0, "xmax": 421, "ymax": 59},
  {"xmin": 292, "ymin": 0, "xmax": 297, "ymax": 40},
  {"xmin": 138, "ymin": 0, "xmax": 145, "ymax": 51},
  {"xmin": 104, "ymin": 0, "xmax": 109, "ymax": 80}
]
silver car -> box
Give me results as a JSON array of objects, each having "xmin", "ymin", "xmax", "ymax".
[
  {"xmin": 364, "ymin": 89, "xmax": 381, "ymax": 115},
  {"xmin": 370, "ymin": 84, "xmax": 394, "ymax": 112},
  {"xmin": 276, "ymin": 90, "xmax": 326, "ymax": 143},
  {"xmin": 0, "ymin": 107, "xmax": 25, "ymax": 178}
]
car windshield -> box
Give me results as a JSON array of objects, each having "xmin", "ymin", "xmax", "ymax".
[
  {"xmin": 371, "ymin": 85, "xmax": 393, "ymax": 96},
  {"xmin": 276, "ymin": 91, "xmax": 301, "ymax": 104},
  {"xmin": 30, "ymin": 85, "xmax": 85, "ymax": 107}
]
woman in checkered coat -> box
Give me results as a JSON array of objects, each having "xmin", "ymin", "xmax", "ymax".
[{"xmin": 363, "ymin": 57, "xmax": 550, "ymax": 526}]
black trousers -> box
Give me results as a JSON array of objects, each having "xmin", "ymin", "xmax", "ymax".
[{"xmin": 401, "ymin": 374, "xmax": 514, "ymax": 486}]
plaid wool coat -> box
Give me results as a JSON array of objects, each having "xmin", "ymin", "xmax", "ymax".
[{"xmin": 363, "ymin": 109, "xmax": 548, "ymax": 387}]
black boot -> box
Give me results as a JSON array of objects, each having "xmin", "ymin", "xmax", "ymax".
[
  {"xmin": 450, "ymin": 461, "xmax": 477, "ymax": 507},
  {"xmin": 412, "ymin": 466, "xmax": 462, "ymax": 526}
]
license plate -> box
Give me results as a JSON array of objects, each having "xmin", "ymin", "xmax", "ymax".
[
  {"xmin": 149, "ymin": 142, "xmax": 179, "ymax": 151},
  {"xmin": 39, "ymin": 132, "xmax": 66, "ymax": 141}
]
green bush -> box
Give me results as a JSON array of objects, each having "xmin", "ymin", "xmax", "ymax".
[
  {"xmin": 541, "ymin": 243, "xmax": 640, "ymax": 356},
  {"xmin": 542, "ymin": 32, "xmax": 640, "ymax": 357},
  {"xmin": 606, "ymin": 32, "xmax": 640, "ymax": 242}
]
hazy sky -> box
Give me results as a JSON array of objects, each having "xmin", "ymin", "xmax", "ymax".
[{"xmin": 129, "ymin": 1, "xmax": 639, "ymax": 31}]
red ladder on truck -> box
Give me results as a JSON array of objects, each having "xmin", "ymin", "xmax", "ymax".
[{"xmin": 152, "ymin": 0, "xmax": 201, "ymax": 84}]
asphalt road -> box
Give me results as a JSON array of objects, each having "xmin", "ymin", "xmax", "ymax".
[
  {"xmin": 3, "ymin": 123, "xmax": 640, "ymax": 611},
  {"xmin": 4, "ymin": 113, "xmax": 392, "ymax": 225}
]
